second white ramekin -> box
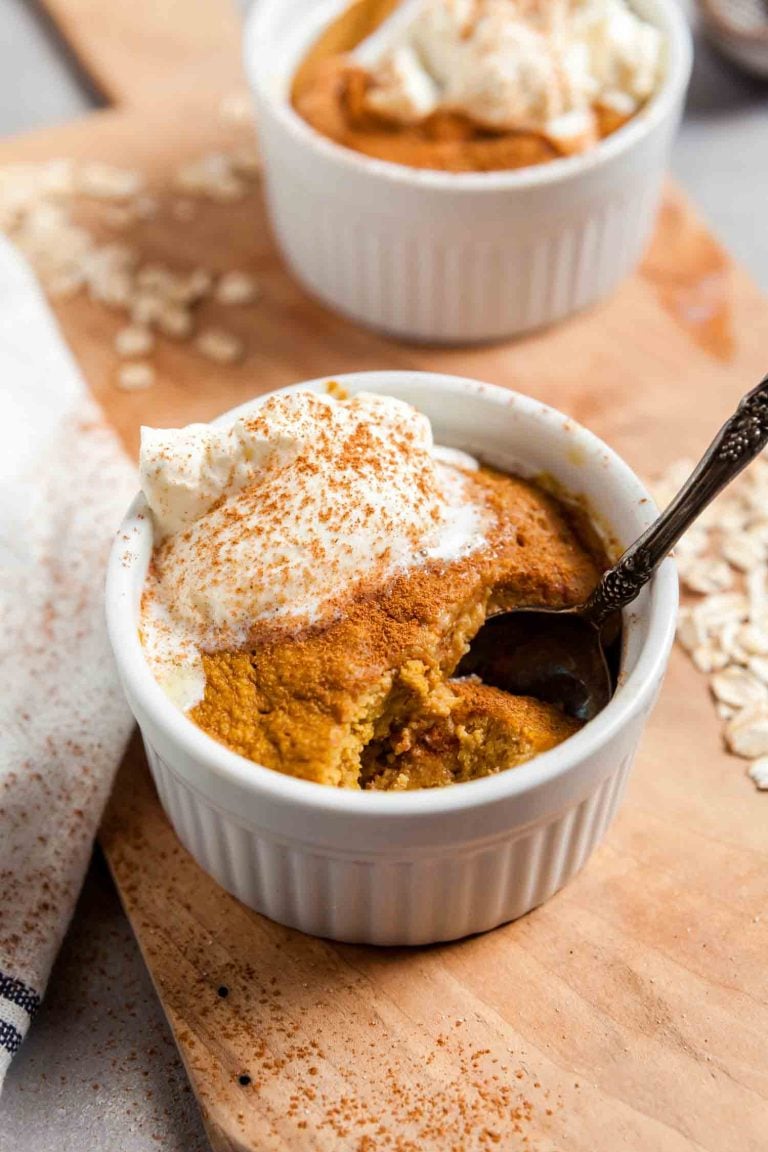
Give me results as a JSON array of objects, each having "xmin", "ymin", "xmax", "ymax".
[
  {"xmin": 244, "ymin": 0, "xmax": 692, "ymax": 343},
  {"xmin": 107, "ymin": 372, "xmax": 678, "ymax": 946}
]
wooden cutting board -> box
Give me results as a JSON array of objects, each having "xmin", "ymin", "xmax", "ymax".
[{"xmin": 9, "ymin": 3, "xmax": 768, "ymax": 1149}]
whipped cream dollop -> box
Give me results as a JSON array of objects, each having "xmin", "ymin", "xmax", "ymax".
[
  {"xmin": 140, "ymin": 390, "xmax": 489, "ymax": 708},
  {"xmin": 361, "ymin": 0, "xmax": 663, "ymax": 150}
]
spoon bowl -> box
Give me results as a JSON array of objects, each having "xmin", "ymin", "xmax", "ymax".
[
  {"xmin": 458, "ymin": 609, "xmax": 613, "ymax": 723},
  {"xmin": 461, "ymin": 374, "xmax": 768, "ymax": 720}
]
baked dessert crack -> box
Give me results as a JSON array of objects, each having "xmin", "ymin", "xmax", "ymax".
[
  {"xmin": 140, "ymin": 389, "xmax": 604, "ymax": 790},
  {"xmin": 188, "ymin": 468, "xmax": 600, "ymax": 788}
]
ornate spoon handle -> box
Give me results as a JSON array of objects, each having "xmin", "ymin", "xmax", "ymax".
[{"xmin": 585, "ymin": 374, "xmax": 768, "ymax": 628}]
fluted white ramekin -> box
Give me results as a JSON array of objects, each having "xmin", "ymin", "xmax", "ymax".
[
  {"xmin": 107, "ymin": 372, "xmax": 678, "ymax": 945},
  {"xmin": 244, "ymin": 0, "xmax": 692, "ymax": 343}
]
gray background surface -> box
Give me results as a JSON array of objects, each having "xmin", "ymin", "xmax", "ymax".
[{"xmin": 1, "ymin": 2, "xmax": 766, "ymax": 1150}]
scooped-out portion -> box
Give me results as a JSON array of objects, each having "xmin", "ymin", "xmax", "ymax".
[{"xmin": 139, "ymin": 386, "xmax": 605, "ymax": 789}]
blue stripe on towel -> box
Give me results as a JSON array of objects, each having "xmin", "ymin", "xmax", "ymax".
[
  {"xmin": 0, "ymin": 1018, "xmax": 23, "ymax": 1056},
  {"xmin": 0, "ymin": 971, "xmax": 40, "ymax": 1020}
]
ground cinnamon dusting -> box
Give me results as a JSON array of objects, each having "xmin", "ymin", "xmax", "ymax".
[
  {"xmin": 290, "ymin": 0, "xmax": 636, "ymax": 176},
  {"xmin": 192, "ymin": 951, "xmax": 564, "ymax": 1149},
  {"xmin": 146, "ymin": 392, "xmax": 484, "ymax": 656}
]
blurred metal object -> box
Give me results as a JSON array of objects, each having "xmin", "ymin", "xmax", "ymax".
[{"xmin": 698, "ymin": 0, "xmax": 768, "ymax": 77}]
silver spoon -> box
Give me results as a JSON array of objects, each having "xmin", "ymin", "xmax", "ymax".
[{"xmin": 458, "ymin": 375, "xmax": 768, "ymax": 721}]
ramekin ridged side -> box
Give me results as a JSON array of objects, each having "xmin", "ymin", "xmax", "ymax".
[
  {"xmin": 244, "ymin": 0, "xmax": 692, "ymax": 343},
  {"xmin": 141, "ymin": 738, "xmax": 638, "ymax": 945},
  {"xmin": 107, "ymin": 372, "xmax": 678, "ymax": 946}
]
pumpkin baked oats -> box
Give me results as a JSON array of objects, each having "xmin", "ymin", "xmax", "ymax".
[
  {"xmin": 292, "ymin": 0, "xmax": 663, "ymax": 173},
  {"xmin": 139, "ymin": 388, "xmax": 603, "ymax": 790}
]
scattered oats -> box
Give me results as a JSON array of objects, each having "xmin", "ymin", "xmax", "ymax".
[
  {"xmin": 35, "ymin": 158, "xmax": 76, "ymax": 198},
  {"xmin": 11, "ymin": 201, "xmax": 92, "ymax": 286},
  {"xmin": 737, "ymin": 624, "xmax": 768, "ymax": 656},
  {"xmin": 676, "ymin": 610, "xmax": 702, "ymax": 654},
  {"xmin": 82, "ymin": 241, "xmax": 137, "ymax": 278},
  {"xmin": 675, "ymin": 526, "xmax": 708, "ymax": 561},
  {"xmin": 751, "ymin": 610, "xmax": 768, "ymax": 633},
  {"xmin": 725, "ymin": 705, "xmax": 768, "ymax": 759},
  {"xmin": 719, "ymin": 622, "xmax": 749, "ymax": 665},
  {"xmin": 0, "ymin": 158, "xmax": 246, "ymax": 386},
  {"xmin": 692, "ymin": 593, "xmax": 748, "ymax": 630},
  {"xmin": 715, "ymin": 499, "xmax": 748, "ymax": 533},
  {"xmin": 722, "ymin": 534, "xmax": 765, "ymax": 572},
  {"xmin": 195, "ymin": 327, "xmax": 244, "ymax": 364},
  {"xmin": 175, "ymin": 153, "xmax": 246, "ymax": 201},
  {"xmin": 215, "ymin": 270, "xmax": 260, "ymax": 306},
  {"xmin": 747, "ymin": 567, "xmax": 767, "ymax": 619},
  {"xmin": 658, "ymin": 450, "xmax": 768, "ymax": 795},
  {"xmin": 130, "ymin": 292, "xmax": 165, "ymax": 328},
  {"xmin": 115, "ymin": 325, "xmax": 154, "ymax": 358},
  {"xmin": 711, "ymin": 667, "xmax": 768, "ymax": 708},
  {"xmin": 747, "ymin": 758, "xmax": 768, "ymax": 790},
  {"xmin": 747, "ymin": 656, "xmax": 768, "ymax": 686},
  {"xmin": 78, "ymin": 162, "xmax": 143, "ymax": 200},
  {"xmin": 136, "ymin": 264, "xmax": 176, "ymax": 294},
  {"xmin": 652, "ymin": 458, "xmax": 695, "ymax": 509},
  {"xmin": 698, "ymin": 499, "xmax": 729, "ymax": 530},
  {"xmin": 157, "ymin": 304, "xmax": 193, "ymax": 340},
  {"xmin": 219, "ymin": 90, "xmax": 255, "ymax": 126},
  {"xmin": 693, "ymin": 645, "xmax": 729, "ymax": 674},
  {"xmin": 89, "ymin": 268, "xmax": 133, "ymax": 310},
  {"xmin": 743, "ymin": 460, "xmax": 768, "ymax": 496},
  {"xmin": 683, "ymin": 559, "xmax": 734, "ymax": 595},
  {"xmin": 746, "ymin": 519, "xmax": 768, "ymax": 546},
  {"xmin": 116, "ymin": 361, "xmax": 155, "ymax": 391},
  {"xmin": 230, "ymin": 144, "xmax": 261, "ymax": 178},
  {"xmin": 174, "ymin": 268, "xmax": 212, "ymax": 304},
  {"xmin": 46, "ymin": 268, "xmax": 85, "ymax": 299}
]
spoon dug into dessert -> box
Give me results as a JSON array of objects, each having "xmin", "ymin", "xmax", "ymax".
[{"xmin": 459, "ymin": 375, "xmax": 768, "ymax": 722}]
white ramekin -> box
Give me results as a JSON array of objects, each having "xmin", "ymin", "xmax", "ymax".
[
  {"xmin": 243, "ymin": 0, "xmax": 692, "ymax": 343},
  {"xmin": 107, "ymin": 372, "xmax": 678, "ymax": 946}
]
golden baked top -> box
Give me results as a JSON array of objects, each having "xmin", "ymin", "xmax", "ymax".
[
  {"xmin": 139, "ymin": 388, "xmax": 604, "ymax": 791},
  {"xmin": 190, "ymin": 466, "xmax": 600, "ymax": 787}
]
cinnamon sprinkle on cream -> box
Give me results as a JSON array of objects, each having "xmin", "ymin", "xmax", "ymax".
[{"xmin": 139, "ymin": 390, "xmax": 492, "ymax": 708}]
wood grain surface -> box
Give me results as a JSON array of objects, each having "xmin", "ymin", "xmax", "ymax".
[
  {"xmin": 37, "ymin": 0, "xmax": 242, "ymax": 108},
  {"xmin": 5, "ymin": 2, "xmax": 768, "ymax": 1149}
]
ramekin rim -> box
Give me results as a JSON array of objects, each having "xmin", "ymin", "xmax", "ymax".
[
  {"xmin": 106, "ymin": 370, "xmax": 679, "ymax": 819},
  {"xmin": 243, "ymin": 0, "xmax": 693, "ymax": 194}
]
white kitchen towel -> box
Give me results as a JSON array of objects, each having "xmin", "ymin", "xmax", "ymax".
[{"xmin": 0, "ymin": 236, "xmax": 137, "ymax": 1088}]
